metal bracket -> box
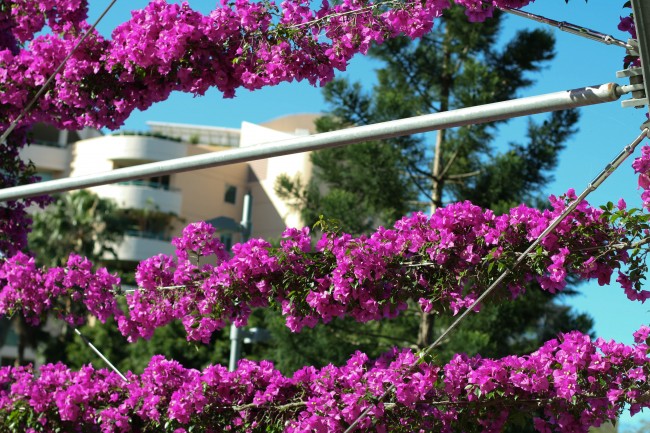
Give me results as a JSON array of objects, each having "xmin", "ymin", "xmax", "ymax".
[
  {"xmin": 627, "ymin": 39, "xmax": 640, "ymax": 57},
  {"xmin": 616, "ymin": 67, "xmax": 648, "ymax": 108}
]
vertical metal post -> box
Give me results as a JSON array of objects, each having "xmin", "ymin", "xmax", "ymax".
[
  {"xmin": 228, "ymin": 325, "xmax": 242, "ymax": 372},
  {"xmin": 228, "ymin": 191, "xmax": 252, "ymax": 371},
  {"xmin": 631, "ymin": 0, "xmax": 650, "ymax": 117},
  {"xmin": 240, "ymin": 191, "xmax": 253, "ymax": 240}
]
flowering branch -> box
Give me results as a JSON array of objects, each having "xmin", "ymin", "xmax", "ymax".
[
  {"xmin": 0, "ymin": 3, "xmax": 646, "ymax": 432},
  {"xmin": 0, "ymin": 0, "xmax": 534, "ymax": 132},
  {"xmin": 2, "ymin": 190, "xmax": 648, "ymax": 344},
  {"xmin": 0, "ymin": 328, "xmax": 648, "ymax": 432}
]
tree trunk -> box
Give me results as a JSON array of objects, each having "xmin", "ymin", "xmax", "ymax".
[
  {"xmin": 15, "ymin": 316, "xmax": 27, "ymax": 366},
  {"xmin": 417, "ymin": 25, "xmax": 452, "ymax": 349}
]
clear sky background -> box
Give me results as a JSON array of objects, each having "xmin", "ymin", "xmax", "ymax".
[{"xmin": 87, "ymin": 1, "xmax": 648, "ymax": 427}]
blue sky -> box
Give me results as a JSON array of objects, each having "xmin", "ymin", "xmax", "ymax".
[{"xmin": 88, "ymin": 0, "xmax": 648, "ymax": 426}]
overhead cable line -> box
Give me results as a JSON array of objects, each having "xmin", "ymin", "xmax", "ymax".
[
  {"xmin": 0, "ymin": 0, "xmax": 119, "ymax": 146},
  {"xmin": 498, "ymin": 5, "xmax": 632, "ymax": 50},
  {"xmin": 343, "ymin": 126, "xmax": 650, "ymax": 433}
]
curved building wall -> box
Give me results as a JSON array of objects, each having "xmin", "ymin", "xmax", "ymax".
[
  {"xmin": 89, "ymin": 184, "xmax": 182, "ymax": 215},
  {"xmin": 70, "ymin": 135, "xmax": 187, "ymax": 177}
]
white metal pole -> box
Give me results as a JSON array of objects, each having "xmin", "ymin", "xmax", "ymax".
[
  {"xmin": 0, "ymin": 83, "xmax": 624, "ymax": 202},
  {"xmin": 240, "ymin": 192, "xmax": 253, "ymax": 238},
  {"xmin": 228, "ymin": 191, "xmax": 252, "ymax": 371},
  {"xmin": 228, "ymin": 324, "xmax": 242, "ymax": 372}
]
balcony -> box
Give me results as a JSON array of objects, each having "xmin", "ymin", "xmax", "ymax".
[
  {"xmin": 74, "ymin": 134, "xmax": 187, "ymax": 165},
  {"xmin": 89, "ymin": 182, "xmax": 182, "ymax": 214},
  {"xmin": 112, "ymin": 234, "xmax": 175, "ymax": 263},
  {"xmin": 19, "ymin": 142, "xmax": 69, "ymax": 173}
]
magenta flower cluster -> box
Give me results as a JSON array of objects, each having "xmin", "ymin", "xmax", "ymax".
[
  {"xmin": 115, "ymin": 192, "xmax": 647, "ymax": 342},
  {"xmin": 633, "ymin": 145, "xmax": 650, "ymax": 208},
  {"xmin": 0, "ymin": 3, "xmax": 646, "ymax": 431},
  {"xmin": 0, "ymin": 328, "xmax": 648, "ymax": 432},
  {"xmin": 0, "ymin": 0, "xmax": 632, "ymax": 256},
  {"xmin": 0, "ymin": 252, "xmax": 121, "ymax": 326},
  {"xmin": 1, "ymin": 192, "xmax": 647, "ymax": 344},
  {"xmin": 0, "ymin": 129, "xmax": 51, "ymax": 257},
  {"xmin": 0, "ymin": 0, "xmax": 533, "ymax": 131}
]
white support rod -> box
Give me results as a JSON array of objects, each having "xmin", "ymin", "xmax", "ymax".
[
  {"xmin": 73, "ymin": 328, "xmax": 127, "ymax": 382},
  {"xmin": 0, "ymin": 83, "xmax": 624, "ymax": 202},
  {"xmin": 229, "ymin": 191, "xmax": 252, "ymax": 372}
]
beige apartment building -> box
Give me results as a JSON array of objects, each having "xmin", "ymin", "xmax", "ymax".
[
  {"xmin": 20, "ymin": 114, "xmax": 320, "ymax": 262},
  {"xmin": 5, "ymin": 114, "xmax": 319, "ymax": 366}
]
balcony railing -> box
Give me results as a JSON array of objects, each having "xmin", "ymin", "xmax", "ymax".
[
  {"xmin": 74, "ymin": 134, "xmax": 187, "ymax": 164},
  {"xmin": 111, "ymin": 235, "xmax": 175, "ymax": 262},
  {"xmin": 117, "ymin": 180, "xmax": 178, "ymax": 191},
  {"xmin": 124, "ymin": 229, "xmax": 171, "ymax": 241},
  {"xmin": 28, "ymin": 139, "xmax": 68, "ymax": 148},
  {"xmin": 89, "ymin": 183, "xmax": 182, "ymax": 215}
]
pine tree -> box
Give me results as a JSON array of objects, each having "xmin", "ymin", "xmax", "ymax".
[{"xmin": 272, "ymin": 5, "xmax": 589, "ymax": 378}]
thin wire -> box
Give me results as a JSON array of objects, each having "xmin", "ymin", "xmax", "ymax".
[
  {"xmin": 74, "ymin": 327, "xmax": 127, "ymax": 381},
  {"xmin": 498, "ymin": 5, "xmax": 631, "ymax": 50},
  {"xmin": 343, "ymin": 127, "xmax": 649, "ymax": 433},
  {"xmin": 0, "ymin": 0, "xmax": 119, "ymax": 145}
]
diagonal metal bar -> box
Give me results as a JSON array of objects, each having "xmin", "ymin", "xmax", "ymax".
[
  {"xmin": 74, "ymin": 327, "xmax": 127, "ymax": 381},
  {"xmin": 0, "ymin": 0, "xmax": 119, "ymax": 145},
  {"xmin": 343, "ymin": 127, "xmax": 649, "ymax": 433},
  {"xmin": 0, "ymin": 83, "xmax": 626, "ymax": 202},
  {"xmin": 631, "ymin": 0, "xmax": 650, "ymax": 118},
  {"xmin": 499, "ymin": 5, "xmax": 631, "ymax": 50}
]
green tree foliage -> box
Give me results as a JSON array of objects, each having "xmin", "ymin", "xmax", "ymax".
[
  {"xmin": 586, "ymin": 419, "xmax": 650, "ymax": 433},
  {"xmin": 62, "ymin": 317, "xmax": 229, "ymax": 374},
  {"xmin": 278, "ymin": 7, "xmax": 579, "ymax": 225},
  {"xmin": 24, "ymin": 190, "xmax": 226, "ymax": 372},
  {"xmin": 1, "ymin": 191, "xmax": 127, "ymax": 365},
  {"xmin": 28, "ymin": 190, "xmax": 127, "ymax": 267},
  {"xmin": 590, "ymin": 422, "xmax": 619, "ymax": 433},
  {"xmin": 271, "ymin": 5, "xmax": 591, "ymax": 391}
]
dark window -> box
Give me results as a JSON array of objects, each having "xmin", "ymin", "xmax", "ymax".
[
  {"xmin": 1, "ymin": 357, "xmax": 16, "ymax": 367},
  {"xmin": 224, "ymin": 185, "xmax": 237, "ymax": 204},
  {"xmin": 114, "ymin": 162, "xmax": 171, "ymax": 190},
  {"xmin": 147, "ymin": 174, "xmax": 170, "ymax": 190},
  {"xmin": 220, "ymin": 233, "xmax": 233, "ymax": 252}
]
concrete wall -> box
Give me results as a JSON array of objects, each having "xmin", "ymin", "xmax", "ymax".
[
  {"xmin": 174, "ymin": 144, "xmax": 249, "ymax": 236},
  {"xmin": 70, "ymin": 135, "xmax": 187, "ymax": 177},
  {"xmin": 113, "ymin": 235, "xmax": 176, "ymax": 262},
  {"xmin": 20, "ymin": 144, "xmax": 70, "ymax": 175},
  {"xmin": 240, "ymin": 121, "xmax": 313, "ymax": 239},
  {"xmin": 89, "ymin": 183, "xmax": 182, "ymax": 215},
  {"xmin": 25, "ymin": 115, "xmax": 320, "ymax": 252}
]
